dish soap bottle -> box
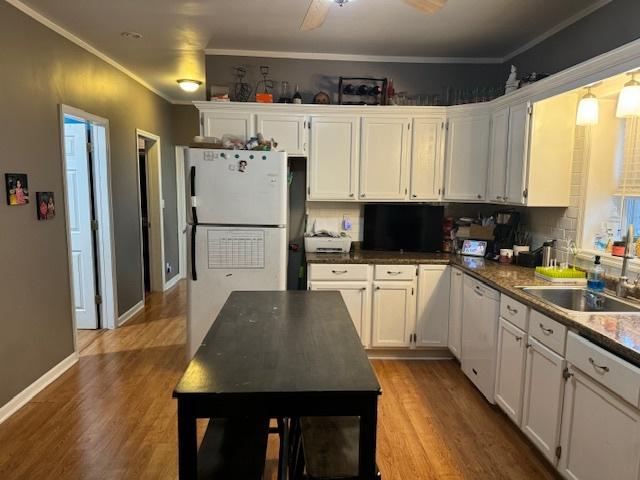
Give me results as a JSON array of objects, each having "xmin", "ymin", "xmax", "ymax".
[{"xmin": 587, "ymin": 255, "xmax": 605, "ymax": 292}]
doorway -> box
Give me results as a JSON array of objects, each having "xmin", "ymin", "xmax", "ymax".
[
  {"xmin": 136, "ymin": 130, "xmax": 165, "ymax": 295},
  {"xmin": 60, "ymin": 105, "xmax": 117, "ymax": 335}
]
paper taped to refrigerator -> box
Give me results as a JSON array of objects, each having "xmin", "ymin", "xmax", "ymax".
[{"xmin": 207, "ymin": 229, "xmax": 265, "ymax": 269}]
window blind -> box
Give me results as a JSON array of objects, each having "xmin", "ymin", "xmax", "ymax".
[{"xmin": 616, "ymin": 118, "xmax": 640, "ymax": 196}]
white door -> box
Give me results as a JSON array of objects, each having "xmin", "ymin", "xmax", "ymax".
[
  {"xmin": 495, "ymin": 317, "xmax": 527, "ymax": 425},
  {"xmin": 256, "ymin": 114, "xmax": 307, "ymax": 156},
  {"xmin": 308, "ymin": 281, "xmax": 371, "ymax": 347},
  {"xmin": 487, "ymin": 107, "xmax": 509, "ymax": 203},
  {"xmin": 202, "ymin": 112, "xmax": 254, "ymax": 141},
  {"xmin": 448, "ymin": 268, "xmax": 464, "ymax": 359},
  {"xmin": 64, "ymin": 120, "xmax": 98, "ymax": 329},
  {"xmin": 559, "ymin": 367, "xmax": 640, "ymax": 480},
  {"xmin": 443, "ymin": 113, "xmax": 490, "ymax": 201},
  {"xmin": 521, "ymin": 337, "xmax": 566, "ymax": 464},
  {"xmin": 359, "ymin": 117, "xmax": 410, "ymax": 200},
  {"xmin": 416, "ymin": 265, "xmax": 450, "ymax": 347},
  {"xmin": 308, "ymin": 116, "xmax": 359, "ymax": 200},
  {"xmin": 409, "ymin": 117, "xmax": 445, "ymax": 201},
  {"xmin": 371, "ymin": 281, "xmax": 416, "ymax": 347},
  {"xmin": 505, "ymin": 102, "xmax": 531, "ymax": 205}
]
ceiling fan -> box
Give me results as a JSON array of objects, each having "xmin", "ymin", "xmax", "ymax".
[{"xmin": 301, "ymin": 0, "xmax": 447, "ymax": 31}]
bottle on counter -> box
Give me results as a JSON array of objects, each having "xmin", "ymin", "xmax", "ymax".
[
  {"xmin": 292, "ymin": 84, "xmax": 303, "ymax": 104},
  {"xmin": 587, "ymin": 255, "xmax": 605, "ymax": 292}
]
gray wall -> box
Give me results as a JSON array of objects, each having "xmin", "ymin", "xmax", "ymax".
[
  {"xmin": 205, "ymin": 55, "xmax": 503, "ymax": 104},
  {"xmin": 172, "ymin": 104, "xmax": 200, "ymax": 146},
  {"xmin": 508, "ymin": 0, "xmax": 640, "ymax": 75},
  {"xmin": 0, "ymin": 2, "xmax": 179, "ymax": 407}
]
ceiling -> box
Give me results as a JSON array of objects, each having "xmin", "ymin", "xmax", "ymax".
[{"xmin": 13, "ymin": 0, "xmax": 609, "ymax": 103}]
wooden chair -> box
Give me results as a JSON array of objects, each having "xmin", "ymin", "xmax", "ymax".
[{"xmin": 290, "ymin": 416, "xmax": 382, "ymax": 480}]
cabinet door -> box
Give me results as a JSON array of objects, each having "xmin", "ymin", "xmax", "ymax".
[
  {"xmin": 359, "ymin": 117, "xmax": 409, "ymax": 200},
  {"xmin": 559, "ymin": 367, "xmax": 640, "ymax": 480},
  {"xmin": 487, "ymin": 107, "xmax": 509, "ymax": 203},
  {"xmin": 416, "ymin": 265, "xmax": 450, "ymax": 347},
  {"xmin": 308, "ymin": 116, "xmax": 359, "ymax": 201},
  {"xmin": 410, "ymin": 117, "xmax": 445, "ymax": 201},
  {"xmin": 505, "ymin": 102, "xmax": 531, "ymax": 205},
  {"xmin": 256, "ymin": 114, "xmax": 307, "ymax": 156},
  {"xmin": 443, "ymin": 113, "xmax": 491, "ymax": 201},
  {"xmin": 448, "ymin": 268, "xmax": 464, "ymax": 360},
  {"xmin": 371, "ymin": 281, "xmax": 416, "ymax": 347},
  {"xmin": 495, "ymin": 318, "xmax": 527, "ymax": 425},
  {"xmin": 202, "ymin": 112, "xmax": 254, "ymax": 140},
  {"xmin": 521, "ymin": 337, "xmax": 566, "ymax": 464},
  {"xmin": 308, "ymin": 281, "xmax": 371, "ymax": 347}
]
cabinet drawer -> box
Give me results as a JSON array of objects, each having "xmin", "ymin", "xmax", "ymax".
[
  {"xmin": 500, "ymin": 295, "xmax": 529, "ymax": 331},
  {"xmin": 309, "ymin": 264, "xmax": 368, "ymax": 281},
  {"xmin": 374, "ymin": 265, "xmax": 416, "ymax": 281},
  {"xmin": 566, "ymin": 332, "xmax": 640, "ymax": 407},
  {"xmin": 529, "ymin": 310, "xmax": 567, "ymax": 355}
]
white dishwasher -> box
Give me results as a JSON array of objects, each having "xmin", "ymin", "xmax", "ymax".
[{"xmin": 461, "ymin": 274, "xmax": 500, "ymax": 403}]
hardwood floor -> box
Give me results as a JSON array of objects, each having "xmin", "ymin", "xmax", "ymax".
[{"xmin": 0, "ymin": 282, "xmax": 558, "ymax": 479}]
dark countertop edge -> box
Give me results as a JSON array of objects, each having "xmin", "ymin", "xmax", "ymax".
[
  {"xmin": 307, "ymin": 254, "xmax": 640, "ymax": 368},
  {"xmin": 173, "ymin": 389, "xmax": 382, "ymax": 398}
]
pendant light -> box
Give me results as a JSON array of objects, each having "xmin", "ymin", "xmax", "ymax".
[
  {"xmin": 576, "ymin": 86, "xmax": 599, "ymax": 126},
  {"xmin": 616, "ymin": 72, "xmax": 640, "ymax": 118}
]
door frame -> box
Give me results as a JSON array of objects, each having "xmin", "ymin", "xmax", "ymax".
[
  {"xmin": 59, "ymin": 104, "xmax": 118, "ymax": 342},
  {"xmin": 175, "ymin": 145, "xmax": 188, "ymax": 280},
  {"xmin": 135, "ymin": 129, "xmax": 165, "ymax": 294}
]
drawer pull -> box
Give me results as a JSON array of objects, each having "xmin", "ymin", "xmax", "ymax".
[
  {"xmin": 506, "ymin": 305, "xmax": 518, "ymax": 315},
  {"xmin": 539, "ymin": 323, "xmax": 554, "ymax": 335},
  {"xmin": 386, "ymin": 271, "xmax": 402, "ymax": 276},
  {"xmin": 455, "ymin": 271, "xmax": 462, "ymax": 277},
  {"xmin": 515, "ymin": 335, "xmax": 523, "ymax": 342},
  {"xmin": 331, "ymin": 270, "xmax": 348, "ymax": 275},
  {"xmin": 474, "ymin": 287, "xmax": 484, "ymax": 297},
  {"xmin": 588, "ymin": 357, "xmax": 610, "ymax": 373}
]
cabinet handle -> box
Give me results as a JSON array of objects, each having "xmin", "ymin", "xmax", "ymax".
[
  {"xmin": 360, "ymin": 193, "xmax": 366, "ymax": 198},
  {"xmin": 526, "ymin": 343, "xmax": 532, "ymax": 349},
  {"xmin": 332, "ymin": 270, "xmax": 348, "ymax": 274},
  {"xmin": 588, "ymin": 357, "xmax": 610, "ymax": 373},
  {"xmin": 504, "ymin": 196, "xmax": 509, "ymax": 201},
  {"xmin": 474, "ymin": 287, "xmax": 484, "ymax": 297},
  {"xmin": 455, "ymin": 271, "xmax": 462, "ymax": 277},
  {"xmin": 515, "ymin": 335, "xmax": 523, "ymax": 342},
  {"xmin": 477, "ymin": 194, "xmax": 482, "ymax": 199},
  {"xmin": 349, "ymin": 193, "xmax": 354, "ymax": 198},
  {"xmin": 539, "ymin": 323, "xmax": 554, "ymax": 335},
  {"xmin": 506, "ymin": 305, "xmax": 518, "ymax": 315},
  {"xmin": 361, "ymin": 287, "xmax": 367, "ymax": 291},
  {"xmin": 387, "ymin": 271, "xmax": 402, "ymax": 276},
  {"xmin": 496, "ymin": 195, "xmax": 502, "ymax": 200},
  {"xmin": 412, "ymin": 194, "xmax": 417, "ymax": 198},
  {"xmin": 375, "ymin": 285, "xmax": 381, "ymax": 290}
]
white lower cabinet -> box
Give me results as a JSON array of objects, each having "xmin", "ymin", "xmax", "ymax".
[
  {"xmin": 415, "ymin": 265, "xmax": 450, "ymax": 347},
  {"xmin": 448, "ymin": 267, "xmax": 463, "ymax": 359},
  {"xmin": 371, "ymin": 280, "xmax": 416, "ymax": 348},
  {"xmin": 308, "ymin": 281, "xmax": 371, "ymax": 347},
  {"xmin": 558, "ymin": 366, "xmax": 640, "ymax": 480},
  {"xmin": 521, "ymin": 337, "xmax": 566, "ymax": 464},
  {"xmin": 494, "ymin": 317, "xmax": 527, "ymax": 424}
]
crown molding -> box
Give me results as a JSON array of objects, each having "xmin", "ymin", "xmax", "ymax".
[
  {"xmin": 503, "ymin": 0, "xmax": 612, "ymax": 62},
  {"xmin": 204, "ymin": 48, "xmax": 503, "ymax": 64},
  {"xmin": 6, "ymin": 0, "xmax": 178, "ymax": 104}
]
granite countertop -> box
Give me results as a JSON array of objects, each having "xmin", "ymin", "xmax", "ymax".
[{"xmin": 306, "ymin": 250, "xmax": 640, "ymax": 367}]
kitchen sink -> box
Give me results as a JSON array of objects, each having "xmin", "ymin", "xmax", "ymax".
[{"xmin": 519, "ymin": 286, "xmax": 640, "ymax": 313}]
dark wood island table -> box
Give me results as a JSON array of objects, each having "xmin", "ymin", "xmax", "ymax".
[{"xmin": 173, "ymin": 290, "xmax": 382, "ymax": 479}]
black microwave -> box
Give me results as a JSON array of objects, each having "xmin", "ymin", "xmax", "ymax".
[{"xmin": 362, "ymin": 204, "xmax": 444, "ymax": 252}]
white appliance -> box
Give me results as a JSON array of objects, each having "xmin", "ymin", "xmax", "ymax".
[
  {"xmin": 304, "ymin": 235, "xmax": 352, "ymax": 253},
  {"xmin": 186, "ymin": 149, "xmax": 288, "ymax": 357},
  {"xmin": 461, "ymin": 275, "xmax": 500, "ymax": 403}
]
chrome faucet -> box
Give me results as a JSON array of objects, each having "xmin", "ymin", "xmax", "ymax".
[{"xmin": 616, "ymin": 225, "xmax": 636, "ymax": 297}]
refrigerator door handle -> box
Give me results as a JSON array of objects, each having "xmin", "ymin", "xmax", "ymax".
[
  {"xmin": 190, "ymin": 166, "xmax": 198, "ymax": 225},
  {"xmin": 191, "ymin": 224, "xmax": 198, "ymax": 281},
  {"xmin": 190, "ymin": 166, "xmax": 198, "ymax": 281}
]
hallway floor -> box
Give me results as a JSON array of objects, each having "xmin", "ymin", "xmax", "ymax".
[{"xmin": 0, "ymin": 282, "xmax": 557, "ymax": 479}]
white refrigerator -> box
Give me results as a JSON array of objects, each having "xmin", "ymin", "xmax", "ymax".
[{"xmin": 186, "ymin": 149, "xmax": 288, "ymax": 357}]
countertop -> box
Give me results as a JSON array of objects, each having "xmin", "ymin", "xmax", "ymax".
[{"xmin": 306, "ymin": 250, "xmax": 640, "ymax": 367}]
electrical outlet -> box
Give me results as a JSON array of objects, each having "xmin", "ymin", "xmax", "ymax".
[{"xmin": 166, "ymin": 262, "xmax": 172, "ymax": 274}]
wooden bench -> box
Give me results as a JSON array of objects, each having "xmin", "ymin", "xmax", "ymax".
[{"xmin": 197, "ymin": 417, "xmax": 270, "ymax": 480}]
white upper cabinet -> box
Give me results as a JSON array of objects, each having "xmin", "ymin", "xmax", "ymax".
[
  {"xmin": 416, "ymin": 265, "xmax": 450, "ymax": 347},
  {"xmin": 307, "ymin": 115, "xmax": 359, "ymax": 201},
  {"xmin": 202, "ymin": 111, "xmax": 254, "ymax": 141},
  {"xmin": 256, "ymin": 114, "xmax": 307, "ymax": 156},
  {"xmin": 504, "ymin": 102, "xmax": 531, "ymax": 205},
  {"xmin": 487, "ymin": 107, "xmax": 509, "ymax": 203},
  {"xmin": 409, "ymin": 117, "xmax": 445, "ymax": 201},
  {"xmin": 359, "ymin": 116, "xmax": 410, "ymax": 201},
  {"xmin": 443, "ymin": 110, "xmax": 491, "ymax": 201}
]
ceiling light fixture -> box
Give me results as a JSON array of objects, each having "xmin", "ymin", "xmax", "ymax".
[
  {"xmin": 121, "ymin": 31, "xmax": 143, "ymax": 40},
  {"xmin": 177, "ymin": 79, "xmax": 202, "ymax": 93},
  {"xmin": 576, "ymin": 86, "xmax": 599, "ymax": 126},
  {"xmin": 616, "ymin": 72, "xmax": 640, "ymax": 118}
]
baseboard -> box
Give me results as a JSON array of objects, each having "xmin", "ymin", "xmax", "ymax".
[
  {"xmin": 163, "ymin": 273, "xmax": 181, "ymax": 292},
  {"xmin": 367, "ymin": 347, "xmax": 453, "ymax": 360},
  {"xmin": 117, "ymin": 299, "xmax": 144, "ymax": 327},
  {"xmin": 0, "ymin": 352, "xmax": 78, "ymax": 425}
]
